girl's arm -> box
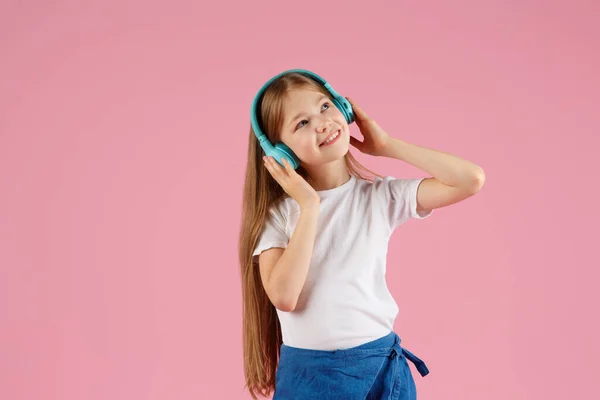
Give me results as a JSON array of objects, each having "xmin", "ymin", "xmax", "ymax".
[
  {"xmin": 259, "ymin": 204, "xmax": 320, "ymax": 312},
  {"xmin": 345, "ymin": 97, "xmax": 485, "ymax": 213},
  {"xmin": 379, "ymin": 138, "xmax": 485, "ymax": 213}
]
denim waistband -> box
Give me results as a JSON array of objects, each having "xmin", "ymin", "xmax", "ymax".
[{"xmin": 279, "ymin": 331, "xmax": 429, "ymax": 377}]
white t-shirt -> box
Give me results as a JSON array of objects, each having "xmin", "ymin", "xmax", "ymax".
[{"xmin": 252, "ymin": 174, "xmax": 433, "ymax": 350}]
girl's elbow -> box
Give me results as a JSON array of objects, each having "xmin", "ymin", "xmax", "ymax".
[
  {"xmin": 472, "ymin": 167, "xmax": 486, "ymax": 190},
  {"xmin": 273, "ymin": 296, "xmax": 298, "ymax": 312}
]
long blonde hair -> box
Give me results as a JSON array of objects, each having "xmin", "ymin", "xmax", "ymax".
[{"xmin": 238, "ymin": 72, "xmax": 383, "ymax": 398}]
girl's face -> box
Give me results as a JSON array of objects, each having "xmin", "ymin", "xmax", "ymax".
[{"xmin": 278, "ymin": 88, "xmax": 350, "ymax": 166}]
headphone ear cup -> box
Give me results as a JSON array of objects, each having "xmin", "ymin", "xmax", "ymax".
[
  {"xmin": 272, "ymin": 143, "xmax": 300, "ymax": 169},
  {"xmin": 332, "ymin": 96, "xmax": 355, "ymax": 124}
]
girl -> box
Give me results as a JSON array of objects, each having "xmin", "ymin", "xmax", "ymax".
[{"xmin": 238, "ymin": 70, "xmax": 485, "ymax": 399}]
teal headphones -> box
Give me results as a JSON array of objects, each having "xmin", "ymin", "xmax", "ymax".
[{"xmin": 250, "ymin": 69, "xmax": 354, "ymax": 169}]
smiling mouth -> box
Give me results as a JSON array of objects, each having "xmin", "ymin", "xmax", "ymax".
[{"xmin": 319, "ymin": 129, "xmax": 341, "ymax": 146}]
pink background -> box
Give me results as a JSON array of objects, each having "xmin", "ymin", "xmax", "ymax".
[{"xmin": 1, "ymin": 0, "xmax": 598, "ymax": 399}]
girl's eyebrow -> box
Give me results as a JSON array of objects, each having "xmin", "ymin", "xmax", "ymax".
[{"xmin": 287, "ymin": 95, "xmax": 329, "ymax": 127}]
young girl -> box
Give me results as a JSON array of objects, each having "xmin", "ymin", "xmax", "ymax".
[{"xmin": 239, "ymin": 69, "xmax": 485, "ymax": 399}]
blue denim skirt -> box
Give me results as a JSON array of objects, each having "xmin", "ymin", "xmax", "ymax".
[{"xmin": 273, "ymin": 331, "xmax": 429, "ymax": 400}]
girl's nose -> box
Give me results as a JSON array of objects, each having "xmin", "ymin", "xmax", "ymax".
[{"xmin": 318, "ymin": 120, "xmax": 333, "ymax": 133}]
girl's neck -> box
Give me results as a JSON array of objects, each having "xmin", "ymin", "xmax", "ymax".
[{"xmin": 305, "ymin": 162, "xmax": 351, "ymax": 192}]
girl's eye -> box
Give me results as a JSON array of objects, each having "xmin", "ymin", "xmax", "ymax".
[{"xmin": 296, "ymin": 102, "xmax": 331, "ymax": 130}]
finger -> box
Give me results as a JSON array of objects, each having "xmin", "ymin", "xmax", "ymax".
[
  {"xmin": 263, "ymin": 156, "xmax": 279, "ymax": 179},
  {"xmin": 281, "ymin": 158, "xmax": 296, "ymax": 175},
  {"xmin": 346, "ymin": 97, "xmax": 368, "ymax": 121},
  {"xmin": 349, "ymin": 135, "xmax": 363, "ymax": 150},
  {"xmin": 273, "ymin": 157, "xmax": 289, "ymax": 176},
  {"xmin": 265, "ymin": 156, "xmax": 287, "ymax": 181}
]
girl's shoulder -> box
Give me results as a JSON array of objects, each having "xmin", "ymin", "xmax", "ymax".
[{"xmin": 267, "ymin": 195, "xmax": 300, "ymax": 221}]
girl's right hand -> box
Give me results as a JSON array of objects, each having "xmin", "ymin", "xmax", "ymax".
[{"xmin": 263, "ymin": 156, "xmax": 320, "ymax": 210}]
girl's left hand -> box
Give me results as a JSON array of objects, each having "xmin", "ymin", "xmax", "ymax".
[{"xmin": 345, "ymin": 97, "xmax": 390, "ymax": 157}]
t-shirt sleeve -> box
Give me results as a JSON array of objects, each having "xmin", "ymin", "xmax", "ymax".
[
  {"xmin": 375, "ymin": 176, "xmax": 434, "ymax": 231},
  {"xmin": 252, "ymin": 207, "xmax": 289, "ymax": 259}
]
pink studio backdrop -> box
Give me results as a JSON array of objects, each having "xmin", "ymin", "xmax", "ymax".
[{"xmin": 1, "ymin": 1, "xmax": 598, "ymax": 399}]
